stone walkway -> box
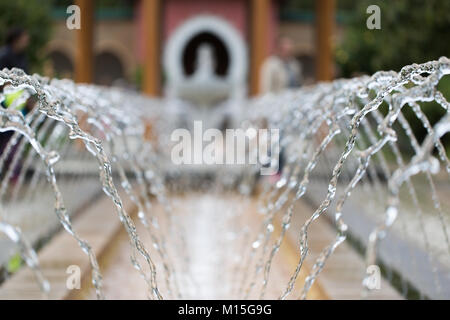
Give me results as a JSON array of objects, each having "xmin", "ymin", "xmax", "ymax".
[{"xmin": 0, "ymin": 192, "xmax": 402, "ymax": 299}]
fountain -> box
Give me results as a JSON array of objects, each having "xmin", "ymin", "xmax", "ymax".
[
  {"xmin": 176, "ymin": 44, "xmax": 231, "ymax": 107},
  {"xmin": 0, "ymin": 57, "xmax": 449, "ymax": 299}
]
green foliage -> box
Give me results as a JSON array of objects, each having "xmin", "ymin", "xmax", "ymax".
[
  {"xmin": 133, "ymin": 65, "xmax": 143, "ymax": 91},
  {"xmin": 53, "ymin": 0, "xmax": 132, "ymax": 9},
  {"xmin": 336, "ymin": 0, "xmax": 450, "ymax": 77},
  {"xmin": 7, "ymin": 253, "xmax": 22, "ymax": 273},
  {"xmin": 402, "ymin": 75, "xmax": 450, "ymax": 151},
  {"xmin": 0, "ymin": 0, "xmax": 52, "ymax": 72},
  {"xmin": 336, "ymin": 0, "xmax": 450, "ymax": 151}
]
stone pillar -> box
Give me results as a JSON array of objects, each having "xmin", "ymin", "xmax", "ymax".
[
  {"xmin": 142, "ymin": 0, "xmax": 161, "ymax": 96},
  {"xmin": 250, "ymin": 0, "xmax": 270, "ymax": 96},
  {"xmin": 315, "ymin": 0, "xmax": 335, "ymax": 81},
  {"xmin": 75, "ymin": 0, "xmax": 94, "ymax": 83}
]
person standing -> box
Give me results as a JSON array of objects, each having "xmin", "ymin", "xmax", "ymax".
[
  {"xmin": 260, "ymin": 36, "xmax": 302, "ymax": 94},
  {"xmin": 0, "ymin": 27, "xmax": 31, "ymax": 177},
  {"xmin": 259, "ymin": 36, "xmax": 302, "ymax": 179},
  {"xmin": 0, "ymin": 26, "xmax": 31, "ymax": 115},
  {"xmin": 0, "ymin": 27, "xmax": 30, "ymax": 73}
]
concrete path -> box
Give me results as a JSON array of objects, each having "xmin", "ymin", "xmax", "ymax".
[{"xmin": 0, "ymin": 192, "xmax": 402, "ymax": 299}]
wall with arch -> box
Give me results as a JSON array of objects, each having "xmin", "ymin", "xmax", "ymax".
[{"xmin": 45, "ymin": 20, "xmax": 137, "ymax": 85}]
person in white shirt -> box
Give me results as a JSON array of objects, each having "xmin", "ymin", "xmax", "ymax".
[{"xmin": 260, "ymin": 36, "xmax": 302, "ymax": 94}]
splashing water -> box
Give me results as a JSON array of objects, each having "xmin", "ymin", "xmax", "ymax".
[{"xmin": 0, "ymin": 57, "xmax": 449, "ymax": 300}]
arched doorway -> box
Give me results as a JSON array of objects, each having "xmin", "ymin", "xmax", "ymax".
[
  {"xmin": 163, "ymin": 15, "xmax": 247, "ymax": 93},
  {"xmin": 47, "ymin": 50, "xmax": 74, "ymax": 79},
  {"xmin": 94, "ymin": 52, "xmax": 125, "ymax": 86},
  {"xmin": 182, "ymin": 31, "xmax": 230, "ymax": 78}
]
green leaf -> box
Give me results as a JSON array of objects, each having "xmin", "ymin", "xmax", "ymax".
[{"xmin": 7, "ymin": 253, "xmax": 22, "ymax": 273}]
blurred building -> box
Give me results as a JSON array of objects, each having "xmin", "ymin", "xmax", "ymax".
[{"xmin": 45, "ymin": 0, "xmax": 339, "ymax": 95}]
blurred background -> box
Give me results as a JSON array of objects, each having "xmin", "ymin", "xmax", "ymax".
[
  {"xmin": 0, "ymin": 0, "xmax": 448, "ymax": 85},
  {"xmin": 0, "ymin": 0, "xmax": 449, "ymax": 151}
]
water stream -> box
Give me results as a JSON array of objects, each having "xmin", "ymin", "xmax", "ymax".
[{"xmin": 0, "ymin": 57, "xmax": 449, "ymax": 299}]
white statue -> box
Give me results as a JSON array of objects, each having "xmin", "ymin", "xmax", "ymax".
[
  {"xmin": 192, "ymin": 44, "xmax": 216, "ymax": 82},
  {"xmin": 176, "ymin": 43, "xmax": 230, "ymax": 107}
]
